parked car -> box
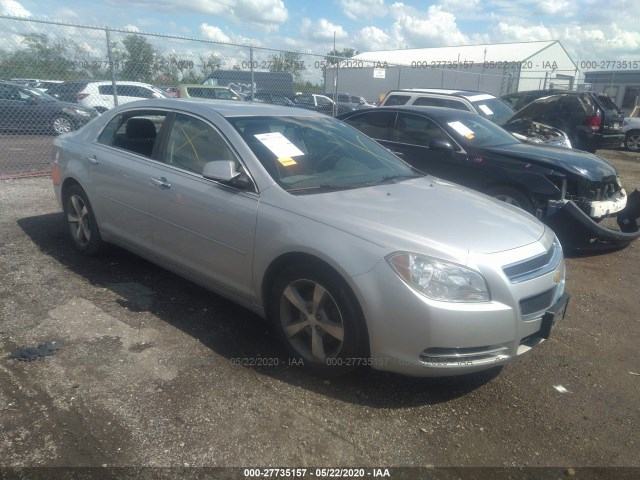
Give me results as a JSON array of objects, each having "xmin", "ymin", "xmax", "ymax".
[
  {"xmin": 338, "ymin": 106, "xmax": 640, "ymax": 251},
  {"xmin": 77, "ymin": 81, "xmax": 169, "ymax": 112},
  {"xmin": 0, "ymin": 81, "xmax": 98, "ymax": 135},
  {"xmin": 249, "ymin": 92, "xmax": 296, "ymax": 107},
  {"xmin": 622, "ymin": 117, "xmax": 640, "ymax": 151},
  {"xmin": 52, "ymin": 98, "xmax": 570, "ymax": 377},
  {"xmin": 176, "ymin": 84, "xmax": 242, "ymax": 101},
  {"xmin": 507, "ymin": 92, "xmax": 625, "ymax": 152},
  {"xmin": 324, "ymin": 92, "xmax": 374, "ymax": 109},
  {"xmin": 292, "ymin": 93, "xmax": 355, "ymax": 116},
  {"xmin": 379, "ymin": 88, "xmax": 571, "ymax": 148},
  {"xmin": 46, "ymin": 80, "xmax": 93, "ymax": 104},
  {"xmin": 48, "ymin": 80, "xmax": 169, "ymax": 112},
  {"xmin": 501, "ymin": 89, "xmax": 571, "ymax": 111}
]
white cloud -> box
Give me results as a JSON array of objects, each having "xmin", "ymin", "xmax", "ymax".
[
  {"xmin": 536, "ymin": 0, "xmax": 574, "ymax": 16},
  {"xmin": 494, "ymin": 22, "xmax": 554, "ymax": 42},
  {"xmin": 107, "ymin": 0, "xmax": 287, "ymax": 32},
  {"xmin": 353, "ymin": 26, "xmax": 396, "ymax": 51},
  {"xmin": 122, "ymin": 24, "xmax": 140, "ymax": 32},
  {"xmin": 337, "ymin": 0, "xmax": 387, "ymax": 21},
  {"xmin": 300, "ymin": 18, "xmax": 348, "ymax": 42},
  {"xmin": 200, "ymin": 24, "xmax": 231, "ymax": 43},
  {"xmin": 0, "ymin": 0, "xmax": 31, "ymax": 17},
  {"xmin": 389, "ymin": 4, "xmax": 470, "ymax": 47}
]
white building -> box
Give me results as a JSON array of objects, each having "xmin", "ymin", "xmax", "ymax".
[{"xmin": 326, "ymin": 40, "xmax": 578, "ymax": 103}]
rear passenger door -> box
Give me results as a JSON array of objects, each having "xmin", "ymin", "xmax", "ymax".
[
  {"xmin": 145, "ymin": 113, "xmax": 259, "ymax": 299},
  {"xmin": 91, "ymin": 110, "xmax": 169, "ymax": 252}
]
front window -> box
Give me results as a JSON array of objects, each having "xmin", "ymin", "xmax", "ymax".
[
  {"xmin": 470, "ymin": 98, "xmax": 515, "ymax": 126},
  {"xmin": 442, "ymin": 115, "xmax": 520, "ymax": 148},
  {"xmin": 228, "ymin": 116, "xmax": 421, "ymax": 193}
]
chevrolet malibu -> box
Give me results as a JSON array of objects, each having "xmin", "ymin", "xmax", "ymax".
[{"xmin": 52, "ymin": 99, "xmax": 569, "ymax": 377}]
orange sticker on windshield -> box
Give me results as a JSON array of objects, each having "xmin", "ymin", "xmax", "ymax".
[{"xmin": 278, "ymin": 157, "xmax": 297, "ymax": 166}]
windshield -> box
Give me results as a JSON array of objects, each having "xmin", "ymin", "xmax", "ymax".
[
  {"xmin": 228, "ymin": 116, "xmax": 421, "ymax": 193},
  {"xmin": 470, "ymin": 97, "xmax": 515, "ymax": 126},
  {"xmin": 21, "ymin": 86, "xmax": 58, "ymax": 102},
  {"xmin": 442, "ymin": 115, "xmax": 520, "ymax": 148}
]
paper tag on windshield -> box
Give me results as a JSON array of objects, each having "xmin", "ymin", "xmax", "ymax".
[
  {"xmin": 278, "ymin": 157, "xmax": 297, "ymax": 166},
  {"xmin": 448, "ymin": 121, "xmax": 475, "ymax": 139},
  {"xmin": 255, "ymin": 132, "xmax": 304, "ymax": 158},
  {"xmin": 478, "ymin": 104, "xmax": 493, "ymax": 115}
]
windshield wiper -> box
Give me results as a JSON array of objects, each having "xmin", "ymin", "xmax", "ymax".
[
  {"xmin": 365, "ymin": 174, "xmax": 422, "ymax": 185},
  {"xmin": 287, "ymin": 183, "xmax": 360, "ymax": 194}
]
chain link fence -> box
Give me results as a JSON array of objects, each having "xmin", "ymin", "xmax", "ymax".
[{"xmin": 1, "ymin": 15, "xmax": 636, "ymax": 178}]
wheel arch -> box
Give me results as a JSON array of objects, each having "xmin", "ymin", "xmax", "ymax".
[{"xmin": 261, "ymin": 251, "xmax": 371, "ymax": 359}]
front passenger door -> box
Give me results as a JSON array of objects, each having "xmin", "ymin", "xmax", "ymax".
[{"xmin": 146, "ymin": 113, "xmax": 259, "ymax": 299}]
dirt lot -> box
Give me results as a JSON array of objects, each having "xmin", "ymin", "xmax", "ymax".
[{"xmin": 1, "ymin": 149, "xmax": 639, "ymax": 476}]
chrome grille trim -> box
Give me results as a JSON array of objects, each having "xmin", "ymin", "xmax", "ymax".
[
  {"xmin": 520, "ymin": 286, "xmax": 556, "ymax": 319},
  {"xmin": 503, "ymin": 240, "xmax": 562, "ymax": 283}
]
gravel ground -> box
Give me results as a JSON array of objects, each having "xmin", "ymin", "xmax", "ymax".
[{"xmin": 1, "ymin": 149, "xmax": 639, "ymax": 477}]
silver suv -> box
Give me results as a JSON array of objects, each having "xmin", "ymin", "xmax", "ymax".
[
  {"xmin": 76, "ymin": 81, "xmax": 168, "ymax": 112},
  {"xmin": 380, "ymin": 88, "xmax": 516, "ymax": 126}
]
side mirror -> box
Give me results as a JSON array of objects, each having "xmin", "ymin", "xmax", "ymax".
[
  {"xmin": 202, "ymin": 160, "xmax": 252, "ymax": 190},
  {"xmin": 429, "ymin": 139, "xmax": 455, "ymax": 158}
]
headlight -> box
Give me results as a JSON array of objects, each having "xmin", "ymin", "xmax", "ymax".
[
  {"xmin": 387, "ymin": 253, "xmax": 490, "ymax": 302},
  {"xmin": 63, "ymin": 107, "xmax": 91, "ymax": 117}
]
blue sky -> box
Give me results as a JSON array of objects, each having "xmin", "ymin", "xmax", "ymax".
[{"xmin": 2, "ymin": 0, "xmax": 639, "ymax": 62}]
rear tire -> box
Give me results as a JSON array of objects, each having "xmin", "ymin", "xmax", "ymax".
[
  {"xmin": 486, "ymin": 186, "xmax": 535, "ymax": 214},
  {"xmin": 625, "ymin": 130, "xmax": 640, "ymax": 152},
  {"xmin": 63, "ymin": 185, "xmax": 106, "ymax": 255},
  {"xmin": 269, "ymin": 264, "xmax": 369, "ymax": 378}
]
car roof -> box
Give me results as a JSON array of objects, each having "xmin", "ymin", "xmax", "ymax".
[
  {"xmin": 110, "ymin": 98, "xmax": 322, "ymax": 118},
  {"xmin": 389, "ymin": 88, "xmax": 497, "ymax": 101},
  {"xmin": 340, "ymin": 105, "xmax": 481, "ymax": 121}
]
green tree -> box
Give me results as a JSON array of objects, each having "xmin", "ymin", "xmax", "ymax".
[
  {"xmin": 325, "ymin": 48, "xmax": 358, "ymax": 66},
  {"xmin": 268, "ymin": 51, "xmax": 306, "ymax": 82},
  {"xmin": 0, "ymin": 34, "xmax": 73, "ymax": 80},
  {"xmin": 120, "ymin": 35, "xmax": 157, "ymax": 82}
]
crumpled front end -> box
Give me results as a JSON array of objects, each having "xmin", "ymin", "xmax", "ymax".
[{"xmin": 545, "ymin": 189, "xmax": 640, "ymax": 252}]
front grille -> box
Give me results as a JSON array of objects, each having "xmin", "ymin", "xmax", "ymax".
[
  {"xmin": 503, "ymin": 241, "xmax": 560, "ymax": 283},
  {"xmin": 520, "ymin": 287, "xmax": 556, "ymax": 317}
]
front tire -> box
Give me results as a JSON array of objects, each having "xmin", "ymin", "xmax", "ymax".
[
  {"xmin": 625, "ymin": 130, "xmax": 640, "ymax": 152},
  {"xmin": 486, "ymin": 186, "xmax": 535, "ymax": 214},
  {"xmin": 52, "ymin": 115, "xmax": 74, "ymax": 135},
  {"xmin": 63, "ymin": 185, "xmax": 106, "ymax": 255},
  {"xmin": 269, "ymin": 264, "xmax": 369, "ymax": 377}
]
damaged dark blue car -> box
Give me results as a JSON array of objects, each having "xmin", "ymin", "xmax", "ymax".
[{"xmin": 338, "ymin": 106, "xmax": 640, "ymax": 252}]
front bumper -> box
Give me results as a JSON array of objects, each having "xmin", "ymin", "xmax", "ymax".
[
  {"xmin": 544, "ymin": 189, "xmax": 640, "ymax": 252},
  {"xmin": 350, "ymin": 238, "xmax": 568, "ymax": 377}
]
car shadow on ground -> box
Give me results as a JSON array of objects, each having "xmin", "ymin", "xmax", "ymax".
[{"xmin": 17, "ymin": 212, "xmax": 502, "ymax": 408}]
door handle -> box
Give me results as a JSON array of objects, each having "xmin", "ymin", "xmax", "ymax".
[
  {"xmin": 150, "ymin": 176, "xmax": 171, "ymax": 189},
  {"xmin": 85, "ymin": 155, "xmax": 99, "ymax": 165}
]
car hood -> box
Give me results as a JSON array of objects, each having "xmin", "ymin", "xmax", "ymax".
[
  {"xmin": 265, "ymin": 177, "xmax": 546, "ymax": 256},
  {"xmin": 480, "ymin": 143, "xmax": 618, "ymax": 181}
]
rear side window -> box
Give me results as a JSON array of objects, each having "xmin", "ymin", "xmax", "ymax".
[
  {"xmin": 594, "ymin": 93, "xmax": 621, "ymax": 112},
  {"xmin": 342, "ymin": 111, "xmax": 395, "ymax": 140},
  {"xmin": 384, "ymin": 95, "xmax": 410, "ymax": 106},
  {"xmin": 294, "ymin": 95, "xmax": 313, "ymax": 106},
  {"xmin": 98, "ymin": 110, "xmax": 167, "ymax": 158},
  {"xmin": 413, "ymin": 96, "xmax": 468, "ymax": 110}
]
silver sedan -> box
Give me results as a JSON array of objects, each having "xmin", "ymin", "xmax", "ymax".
[{"xmin": 52, "ymin": 98, "xmax": 569, "ymax": 377}]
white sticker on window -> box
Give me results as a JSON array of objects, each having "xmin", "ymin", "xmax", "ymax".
[
  {"xmin": 478, "ymin": 104, "xmax": 494, "ymax": 115},
  {"xmin": 448, "ymin": 121, "xmax": 475, "ymax": 139},
  {"xmin": 254, "ymin": 132, "xmax": 304, "ymax": 158}
]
